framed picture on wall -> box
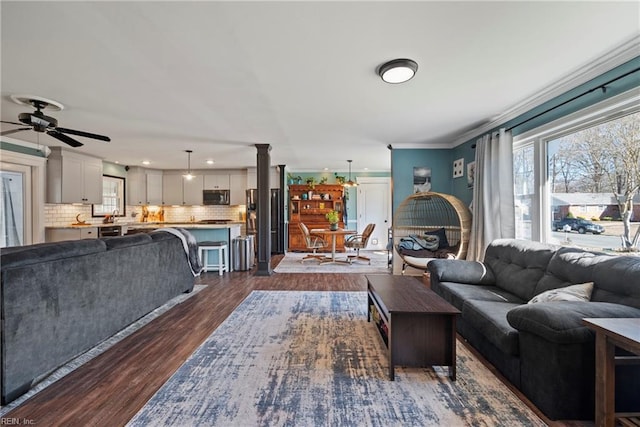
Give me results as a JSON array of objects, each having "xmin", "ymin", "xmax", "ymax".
[
  {"xmin": 413, "ymin": 167, "xmax": 432, "ymax": 193},
  {"xmin": 467, "ymin": 161, "xmax": 476, "ymax": 188}
]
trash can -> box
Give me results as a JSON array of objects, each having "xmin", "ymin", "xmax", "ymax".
[{"xmin": 233, "ymin": 236, "xmax": 255, "ymax": 271}]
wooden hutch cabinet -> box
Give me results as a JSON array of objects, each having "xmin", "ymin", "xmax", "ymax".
[{"xmin": 288, "ymin": 184, "xmax": 346, "ymax": 252}]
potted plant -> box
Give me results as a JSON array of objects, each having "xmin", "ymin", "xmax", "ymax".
[
  {"xmin": 334, "ymin": 174, "xmax": 345, "ymax": 185},
  {"xmin": 306, "ymin": 177, "xmax": 316, "ymax": 189},
  {"xmin": 326, "ymin": 210, "xmax": 340, "ymax": 231},
  {"xmin": 287, "ymin": 173, "xmax": 296, "ymax": 185}
]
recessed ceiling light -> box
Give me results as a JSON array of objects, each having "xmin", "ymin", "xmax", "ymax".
[
  {"xmin": 207, "ymin": 160, "xmax": 215, "ymax": 165},
  {"xmin": 377, "ymin": 59, "xmax": 418, "ymax": 84},
  {"xmin": 323, "ymin": 167, "xmax": 329, "ymax": 171},
  {"xmin": 142, "ymin": 160, "xmax": 150, "ymax": 165},
  {"xmin": 115, "ymin": 161, "xmax": 120, "ymax": 164}
]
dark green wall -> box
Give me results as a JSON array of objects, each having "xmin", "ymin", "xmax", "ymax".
[
  {"xmin": 0, "ymin": 141, "xmax": 47, "ymax": 158},
  {"xmin": 392, "ymin": 56, "xmax": 640, "ymax": 213},
  {"xmin": 391, "ymin": 148, "xmax": 452, "ymax": 212}
]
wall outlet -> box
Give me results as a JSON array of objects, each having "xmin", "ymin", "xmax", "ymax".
[{"xmin": 453, "ymin": 158, "xmax": 464, "ymax": 178}]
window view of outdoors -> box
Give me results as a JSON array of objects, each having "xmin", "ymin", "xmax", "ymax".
[
  {"xmin": 547, "ymin": 111, "xmax": 639, "ymax": 252},
  {"xmin": 514, "ymin": 146, "xmax": 534, "ymax": 240}
]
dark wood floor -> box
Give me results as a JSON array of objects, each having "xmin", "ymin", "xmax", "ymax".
[{"xmin": 3, "ymin": 256, "xmax": 587, "ymax": 426}]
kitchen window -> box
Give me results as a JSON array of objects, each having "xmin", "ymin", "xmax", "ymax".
[{"xmin": 92, "ymin": 175, "xmax": 125, "ymax": 217}]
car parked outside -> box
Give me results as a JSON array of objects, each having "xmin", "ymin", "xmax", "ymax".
[{"xmin": 552, "ymin": 218, "xmax": 604, "ymax": 234}]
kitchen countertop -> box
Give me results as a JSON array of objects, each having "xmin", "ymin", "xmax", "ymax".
[
  {"xmin": 127, "ymin": 223, "xmax": 242, "ymax": 229},
  {"xmin": 46, "ymin": 221, "xmax": 244, "ymax": 230}
]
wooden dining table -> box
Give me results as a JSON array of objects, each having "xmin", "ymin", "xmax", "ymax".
[{"xmin": 310, "ymin": 228, "xmax": 356, "ymax": 265}]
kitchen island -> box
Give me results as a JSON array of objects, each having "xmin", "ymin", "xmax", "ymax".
[
  {"xmin": 125, "ymin": 222, "xmax": 242, "ymax": 246},
  {"xmin": 46, "ymin": 222, "xmax": 243, "ymax": 268}
]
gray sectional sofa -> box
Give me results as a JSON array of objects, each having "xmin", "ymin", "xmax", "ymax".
[
  {"xmin": 428, "ymin": 238, "xmax": 640, "ymax": 420},
  {"xmin": 0, "ymin": 232, "xmax": 196, "ymax": 404}
]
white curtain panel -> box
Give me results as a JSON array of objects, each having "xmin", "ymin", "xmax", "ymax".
[{"xmin": 467, "ymin": 129, "xmax": 515, "ymax": 261}]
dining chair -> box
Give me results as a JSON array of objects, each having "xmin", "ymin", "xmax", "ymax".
[
  {"xmin": 345, "ymin": 223, "xmax": 376, "ymax": 264},
  {"xmin": 298, "ymin": 222, "xmax": 328, "ymax": 263}
]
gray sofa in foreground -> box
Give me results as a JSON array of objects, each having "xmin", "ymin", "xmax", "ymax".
[
  {"xmin": 0, "ymin": 232, "xmax": 195, "ymax": 404},
  {"xmin": 428, "ymin": 238, "xmax": 640, "ymax": 421}
]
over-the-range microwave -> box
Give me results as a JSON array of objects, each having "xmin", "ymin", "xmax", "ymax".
[{"xmin": 203, "ymin": 189, "xmax": 230, "ymax": 205}]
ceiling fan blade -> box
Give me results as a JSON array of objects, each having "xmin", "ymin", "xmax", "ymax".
[
  {"xmin": 47, "ymin": 130, "xmax": 84, "ymax": 147},
  {"xmin": 1, "ymin": 127, "xmax": 31, "ymax": 136},
  {"xmin": 1, "ymin": 120, "xmax": 26, "ymax": 126},
  {"xmin": 55, "ymin": 127, "xmax": 110, "ymax": 142}
]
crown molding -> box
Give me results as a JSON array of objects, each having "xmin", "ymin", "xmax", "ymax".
[{"xmin": 450, "ymin": 35, "xmax": 640, "ymax": 148}]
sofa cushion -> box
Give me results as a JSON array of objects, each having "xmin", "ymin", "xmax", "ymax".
[
  {"xmin": 534, "ymin": 247, "xmax": 611, "ymax": 296},
  {"xmin": 462, "ymin": 300, "xmax": 522, "ymax": 356},
  {"xmin": 484, "ymin": 239, "xmax": 556, "ymax": 301},
  {"xmin": 528, "ymin": 282, "xmax": 594, "ymax": 304},
  {"xmin": 591, "ymin": 256, "xmax": 640, "ymax": 309},
  {"xmin": 436, "ymin": 282, "xmax": 524, "ymax": 311},
  {"xmin": 507, "ymin": 301, "xmax": 640, "ymax": 344},
  {"xmin": 0, "ymin": 239, "xmax": 106, "ymax": 269}
]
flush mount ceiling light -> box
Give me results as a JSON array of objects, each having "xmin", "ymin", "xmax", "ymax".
[
  {"xmin": 377, "ymin": 58, "xmax": 418, "ymax": 84},
  {"xmin": 343, "ymin": 160, "xmax": 358, "ymax": 187},
  {"xmin": 183, "ymin": 150, "xmax": 194, "ymax": 180}
]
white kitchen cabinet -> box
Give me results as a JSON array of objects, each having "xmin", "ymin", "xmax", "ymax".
[
  {"xmin": 163, "ymin": 173, "xmax": 203, "ymax": 205},
  {"xmin": 127, "ymin": 167, "xmax": 163, "ymax": 205},
  {"xmin": 229, "ymin": 173, "xmax": 247, "ymax": 205},
  {"xmin": 183, "ymin": 175, "xmax": 204, "ymax": 205},
  {"xmin": 162, "ymin": 174, "xmax": 183, "ymax": 205},
  {"xmin": 126, "ymin": 167, "xmax": 145, "ymax": 205},
  {"xmin": 45, "ymin": 227, "xmax": 98, "ymax": 242},
  {"xmin": 146, "ymin": 170, "xmax": 163, "ymax": 205},
  {"xmin": 204, "ymin": 174, "xmax": 230, "ymax": 190},
  {"xmin": 47, "ymin": 147, "xmax": 103, "ymax": 204}
]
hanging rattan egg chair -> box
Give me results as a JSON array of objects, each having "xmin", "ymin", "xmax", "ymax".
[{"xmin": 393, "ymin": 191, "xmax": 471, "ymax": 273}]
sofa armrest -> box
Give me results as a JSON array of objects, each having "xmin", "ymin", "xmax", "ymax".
[
  {"xmin": 428, "ymin": 259, "xmax": 495, "ymax": 285},
  {"xmin": 507, "ymin": 302, "xmax": 640, "ymax": 344}
]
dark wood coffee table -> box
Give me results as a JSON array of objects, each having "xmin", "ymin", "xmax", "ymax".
[{"xmin": 366, "ymin": 274, "xmax": 460, "ymax": 380}]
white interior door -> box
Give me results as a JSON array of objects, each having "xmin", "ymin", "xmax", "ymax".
[
  {"xmin": 356, "ymin": 178, "xmax": 391, "ymax": 251},
  {"xmin": 0, "ymin": 162, "xmax": 31, "ymax": 247}
]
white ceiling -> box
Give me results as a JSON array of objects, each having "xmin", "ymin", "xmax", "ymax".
[{"xmin": 1, "ymin": 1, "xmax": 638, "ymax": 172}]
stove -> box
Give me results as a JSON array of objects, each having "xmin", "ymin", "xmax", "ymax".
[{"xmin": 198, "ymin": 219, "xmax": 233, "ymax": 224}]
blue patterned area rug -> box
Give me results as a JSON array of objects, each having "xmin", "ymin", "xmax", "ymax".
[{"xmin": 128, "ymin": 291, "xmax": 545, "ymax": 427}]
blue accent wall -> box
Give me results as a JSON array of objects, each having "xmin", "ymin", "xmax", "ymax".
[
  {"xmin": 391, "ymin": 56, "xmax": 639, "ymax": 213},
  {"xmin": 391, "ymin": 149, "xmax": 451, "ymax": 213},
  {"xmin": 0, "ymin": 141, "xmax": 46, "ymax": 158}
]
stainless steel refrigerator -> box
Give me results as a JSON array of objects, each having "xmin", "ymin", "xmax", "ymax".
[{"xmin": 246, "ymin": 188, "xmax": 285, "ymax": 254}]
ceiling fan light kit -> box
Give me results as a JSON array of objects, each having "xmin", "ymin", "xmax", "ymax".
[
  {"xmin": 1, "ymin": 95, "xmax": 110, "ymax": 148},
  {"xmin": 378, "ymin": 58, "xmax": 418, "ymax": 84}
]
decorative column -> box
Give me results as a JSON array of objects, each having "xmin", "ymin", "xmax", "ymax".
[{"xmin": 255, "ymin": 144, "xmax": 272, "ymax": 276}]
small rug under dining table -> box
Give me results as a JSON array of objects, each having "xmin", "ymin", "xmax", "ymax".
[{"xmin": 273, "ymin": 250, "xmax": 390, "ymax": 274}]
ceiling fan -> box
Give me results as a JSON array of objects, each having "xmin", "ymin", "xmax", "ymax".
[{"xmin": 1, "ymin": 97, "xmax": 110, "ymax": 147}]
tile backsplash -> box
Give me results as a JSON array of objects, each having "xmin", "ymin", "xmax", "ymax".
[{"xmin": 44, "ymin": 204, "xmax": 246, "ymax": 227}]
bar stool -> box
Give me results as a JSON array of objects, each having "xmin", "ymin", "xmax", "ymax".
[{"xmin": 198, "ymin": 241, "xmax": 229, "ymax": 275}]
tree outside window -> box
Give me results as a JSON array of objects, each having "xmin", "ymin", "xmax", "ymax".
[{"xmin": 547, "ymin": 111, "xmax": 639, "ymax": 250}]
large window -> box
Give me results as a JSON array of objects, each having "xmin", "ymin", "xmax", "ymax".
[{"xmin": 513, "ymin": 90, "xmax": 639, "ymax": 252}]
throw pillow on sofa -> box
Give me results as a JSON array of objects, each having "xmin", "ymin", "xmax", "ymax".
[
  {"xmin": 425, "ymin": 228, "xmax": 449, "ymax": 249},
  {"xmin": 528, "ymin": 282, "xmax": 594, "ymax": 304}
]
